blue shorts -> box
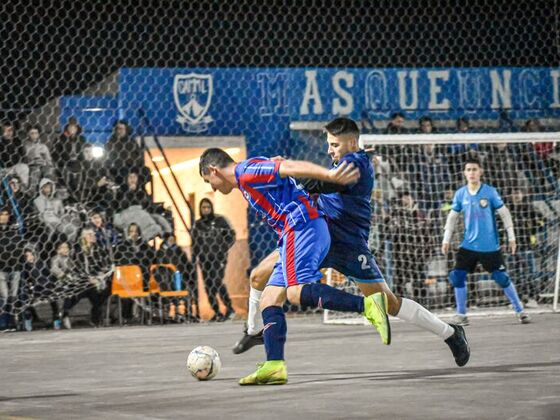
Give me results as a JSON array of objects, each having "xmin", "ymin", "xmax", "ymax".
[
  {"xmin": 267, "ymin": 217, "xmax": 331, "ymax": 288},
  {"xmin": 320, "ymin": 242, "xmax": 385, "ymax": 283}
]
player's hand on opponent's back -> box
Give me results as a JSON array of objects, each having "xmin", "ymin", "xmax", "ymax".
[
  {"xmin": 441, "ymin": 242, "xmax": 450, "ymax": 255},
  {"xmin": 270, "ymin": 155, "xmax": 285, "ymax": 161},
  {"xmin": 328, "ymin": 161, "xmax": 359, "ymax": 185}
]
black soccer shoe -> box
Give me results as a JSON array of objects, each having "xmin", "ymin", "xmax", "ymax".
[
  {"xmin": 233, "ymin": 329, "xmax": 264, "ymax": 354},
  {"xmin": 445, "ymin": 324, "xmax": 470, "ymax": 367}
]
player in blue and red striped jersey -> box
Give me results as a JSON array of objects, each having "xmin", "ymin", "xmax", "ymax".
[
  {"xmin": 232, "ymin": 118, "xmax": 470, "ymax": 368},
  {"xmin": 199, "ymin": 147, "xmax": 391, "ymax": 385}
]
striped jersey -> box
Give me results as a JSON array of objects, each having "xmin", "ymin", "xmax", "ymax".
[{"xmin": 235, "ymin": 157, "xmax": 322, "ymax": 236}]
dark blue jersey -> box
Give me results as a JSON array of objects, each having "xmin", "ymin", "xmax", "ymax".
[{"xmin": 317, "ymin": 150, "xmax": 373, "ymax": 249}]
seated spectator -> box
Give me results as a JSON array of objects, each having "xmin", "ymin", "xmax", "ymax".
[
  {"xmin": 33, "ymin": 178, "xmax": 81, "ymax": 242},
  {"xmin": 418, "ymin": 116, "xmax": 436, "ymax": 134},
  {"xmin": 65, "ymin": 228, "xmax": 112, "ymax": 328},
  {"xmin": 0, "ymin": 121, "xmax": 29, "ymax": 189},
  {"xmin": 88, "ymin": 210, "xmax": 119, "ymax": 257},
  {"xmin": 105, "ymin": 120, "xmax": 150, "ymax": 186},
  {"xmin": 24, "ymin": 125, "xmax": 56, "ymax": 193},
  {"xmin": 52, "ymin": 116, "xmax": 86, "ymax": 194},
  {"xmin": 113, "ymin": 171, "xmax": 172, "ymax": 240},
  {"xmin": 0, "ymin": 206, "xmax": 23, "ymax": 330},
  {"xmin": 385, "ymin": 112, "xmax": 407, "ymax": 134},
  {"xmin": 19, "ymin": 245, "xmax": 57, "ymax": 331},
  {"xmin": 77, "ymin": 144, "xmax": 117, "ymax": 212},
  {"xmin": 50, "ymin": 241, "xmax": 81, "ymax": 330},
  {"xmin": 156, "ymin": 232, "xmax": 199, "ymax": 321},
  {"xmin": 113, "ymin": 223, "xmax": 154, "ymax": 320},
  {"xmin": 1, "ymin": 175, "xmax": 35, "ymax": 230},
  {"xmin": 114, "ymin": 223, "xmax": 154, "ymax": 291}
]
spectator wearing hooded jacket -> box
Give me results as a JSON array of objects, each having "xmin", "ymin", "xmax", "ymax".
[
  {"xmin": 0, "ymin": 206, "xmax": 23, "ymax": 330},
  {"xmin": 114, "ymin": 223, "xmax": 154, "ymax": 291},
  {"xmin": 192, "ymin": 198, "xmax": 236, "ymax": 321},
  {"xmin": 23, "ymin": 125, "xmax": 56, "ymax": 194}
]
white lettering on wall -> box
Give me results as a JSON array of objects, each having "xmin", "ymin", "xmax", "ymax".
[
  {"xmin": 300, "ymin": 70, "xmax": 323, "ymax": 115},
  {"xmin": 550, "ymin": 70, "xmax": 560, "ymax": 108},
  {"xmin": 332, "ymin": 71, "xmax": 354, "ymax": 114},
  {"xmin": 397, "ymin": 70, "xmax": 419, "ymax": 109},
  {"xmin": 428, "ymin": 70, "xmax": 451, "ymax": 109},
  {"xmin": 490, "ymin": 70, "xmax": 512, "ymax": 109}
]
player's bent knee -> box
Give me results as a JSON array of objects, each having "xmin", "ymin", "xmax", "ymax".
[
  {"xmin": 449, "ymin": 269, "xmax": 468, "ymax": 288},
  {"xmin": 491, "ymin": 270, "xmax": 511, "ymax": 288},
  {"xmin": 249, "ymin": 269, "xmax": 267, "ymax": 291},
  {"xmin": 286, "ymin": 285, "xmax": 303, "ymax": 305}
]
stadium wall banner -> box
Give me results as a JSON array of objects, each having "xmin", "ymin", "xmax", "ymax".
[{"xmin": 118, "ymin": 67, "xmax": 560, "ymax": 141}]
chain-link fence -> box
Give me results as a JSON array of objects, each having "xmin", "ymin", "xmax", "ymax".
[{"xmin": 1, "ymin": 1, "xmax": 559, "ymax": 331}]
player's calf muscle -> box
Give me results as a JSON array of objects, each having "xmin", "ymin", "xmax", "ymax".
[{"xmin": 260, "ymin": 286, "xmax": 286, "ymax": 309}]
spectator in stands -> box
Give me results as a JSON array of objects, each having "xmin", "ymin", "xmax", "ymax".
[
  {"xmin": 0, "ymin": 121, "xmax": 29, "ymax": 189},
  {"xmin": 66, "ymin": 227, "xmax": 112, "ymax": 328},
  {"xmin": 50, "ymin": 241, "xmax": 78, "ymax": 329},
  {"xmin": 24, "ymin": 125, "xmax": 56, "ymax": 193},
  {"xmin": 483, "ymin": 143, "xmax": 526, "ymax": 198},
  {"xmin": 156, "ymin": 232, "xmax": 199, "ymax": 321},
  {"xmin": 193, "ymin": 198, "xmax": 236, "ymax": 321},
  {"xmin": 33, "ymin": 178, "xmax": 80, "ymax": 242},
  {"xmin": 114, "ymin": 223, "xmax": 154, "ymax": 291},
  {"xmin": 89, "ymin": 210, "xmax": 119, "ymax": 258},
  {"xmin": 448, "ymin": 117, "xmax": 479, "ymax": 187},
  {"xmin": 409, "ymin": 143, "xmax": 451, "ymax": 212},
  {"xmin": 418, "ymin": 116, "xmax": 436, "ymax": 134},
  {"xmin": 19, "ymin": 245, "xmax": 56, "ymax": 331},
  {"xmin": 76, "ymin": 144, "xmax": 116, "ymax": 211},
  {"xmin": 523, "ymin": 118, "xmax": 559, "ymax": 183},
  {"xmin": 105, "ymin": 120, "xmax": 149, "ymax": 186},
  {"xmin": 385, "ymin": 112, "xmax": 407, "ymax": 134},
  {"xmin": 113, "ymin": 170, "xmax": 172, "ymax": 240},
  {"xmin": 52, "ymin": 116, "xmax": 86, "ymax": 194},
  {"xmin": 507, "ymin": 189, "xmax": 543, "ymax": 307},
  {"xmin": 0, "ymin": 206, "xmax": 23, "ymax": 330},
  {"xmin": 2, "ymin": 175, "xmax": 35, "ymax": 230},
  {"xmin": 388, "ymin": 191, "xmax": 432, "ymax": 304}
]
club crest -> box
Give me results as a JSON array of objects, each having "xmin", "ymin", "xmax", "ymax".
[
  {"xmin": 173, "ymin": 73, "xmax": 213, "ymax": 132},
  {"xmin": 479, "ymin": 198, "xmax": 489, "ymax": 208}
]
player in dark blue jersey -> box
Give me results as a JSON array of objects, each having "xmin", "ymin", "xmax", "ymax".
[
  {"xmin": 233, "ymin": 118, "xmax": 469, "ymax": 368},
  {"xmin": 199, "ymin": 145, "xmax": 391, "ymax": 385},
  {"xmin": 442, "ymin": 158, "xmax": 531, "ymax": 325}
]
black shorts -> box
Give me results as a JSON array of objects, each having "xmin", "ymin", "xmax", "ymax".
[{"xmin": 454, "ymin": 248, "xmax": 506, "ymax": 273}]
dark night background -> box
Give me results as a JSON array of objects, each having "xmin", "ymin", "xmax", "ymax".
[{"xmin": 1, "ymin": 0, "xmax": 558, "ymax": 121}]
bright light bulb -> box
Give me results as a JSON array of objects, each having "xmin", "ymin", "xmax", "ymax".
[{"xmin": 92, "ymin": 146, "xmax": 104, "ymax": 159}]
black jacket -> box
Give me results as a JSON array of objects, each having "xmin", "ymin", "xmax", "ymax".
[
  {"xmin": 0, "ymin": 224, "xmax": 23, "ymax": 271},
  {"xmin": 192, "ymin": 200, "xmax": 236, "ymax": 263},
  {"xmin": 0, "ymin": 136, "xmax": 25, "ymax": 168}
]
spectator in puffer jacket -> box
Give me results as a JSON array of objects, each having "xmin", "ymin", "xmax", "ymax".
[{"xmin": 23, "ymin": 125, "xmax": 56, "ymax": 193}]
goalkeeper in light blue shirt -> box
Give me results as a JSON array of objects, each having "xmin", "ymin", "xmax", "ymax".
[{"xmin": 442, "ymin": 158, "xmax": 531, "ymax": 325}]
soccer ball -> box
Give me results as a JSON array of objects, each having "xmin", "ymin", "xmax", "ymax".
[{"xmin": 187, "ymin": 346, "xmax": 221, "ymax": 381}]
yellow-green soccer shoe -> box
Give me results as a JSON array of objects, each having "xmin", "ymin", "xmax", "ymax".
[
  {"xmin": 239, "ymin": 360, "xmax": 288, "ymax": 385},
  {"xmin": 363, "ymin": 292, "xmax": 391, "ymax": 345}
]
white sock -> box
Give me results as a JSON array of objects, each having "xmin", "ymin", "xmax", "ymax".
[
  {"xmin": 246, "ymin": 287, "xmax": 263, "ymax": 335},
  {"xmin": 396, "ymin": 298, "xmax": 454, "ymax": 340}
]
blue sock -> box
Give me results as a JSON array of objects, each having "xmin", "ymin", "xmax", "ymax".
[
  {"xmin": 262, "ymin": 306, "xmax": 287, "ymax": 361},
  {"xmin": 300, "ymin": 283, "xmax": 364, "ymax": 313},
  {"xmin": 454, "ymin": 287, "xmax": 467, "ymax": 315},
  {"xmin": 503, "ymin": 283, "xmax": 524, "ymax": 313}
]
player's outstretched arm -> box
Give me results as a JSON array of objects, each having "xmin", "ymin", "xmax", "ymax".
[
  {"xmin": 496, "ymin": 206, "xmax": 517, "ymax": 255},
  {"xmin": 278, "ymin": 160, "xmax": 359, "ymax": 185},
  {"xmin": 441, "ymin": 209, "xmax": 460, "ymax": 254}
]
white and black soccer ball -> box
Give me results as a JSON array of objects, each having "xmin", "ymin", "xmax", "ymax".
[{"xmin": 187, "ymin": 346, "xmax": 221, "ymax": 381}]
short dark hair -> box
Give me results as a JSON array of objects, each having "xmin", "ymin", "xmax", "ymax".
[
  {"xmin": 324, "ymin": 117, "xmax": 359, "ymax": 139},
  {"xmin": 419, "ymin": 116, "xmax": 433, "ymax": 125},
  {"xmin": 0, "ymin": 206, "xmax": 10, "ymax": 215},
  {"xmin": 1, "ymin": 121, "xmax": 13, "ymax": 128},
  {"xmin": 27, "ymin": 124, "xmax": 40, "ymax": 132},
  {"xmin": 465, "ymin": 157, "xmax": 481, "ymax": 167},
  {"xmin": 456, "ymin": 117, "xmax": 469, "ymax": 127},
  {"xmin": 390, "ymin": 112, "xmax": 405, "ymax": 120},
  {"xmin": 199, "ymin": 148, "xmax": 235, "ymax": 176}
]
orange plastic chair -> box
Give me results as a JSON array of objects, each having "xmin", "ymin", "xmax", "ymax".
[
  {"xmin": 149, "ymin": 263, "xmax": 191, "ymax": 323},
  {"xmin": 105, "ymin": 265, "xmax": 151, "ymax": 326}
]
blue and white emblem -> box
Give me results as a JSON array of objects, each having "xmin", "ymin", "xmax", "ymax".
[{"xmin": 173, "ymin": 73, "xmax": 213, "ymax": 132}]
